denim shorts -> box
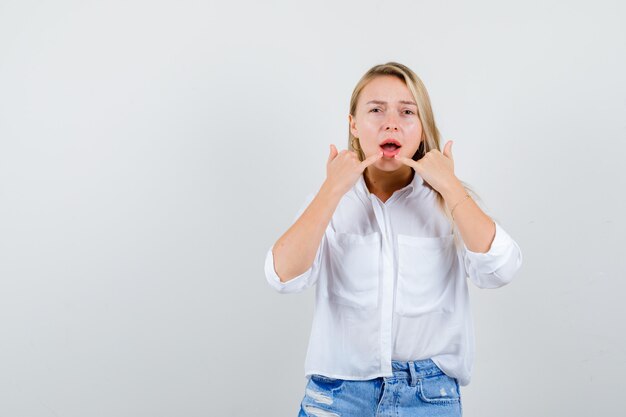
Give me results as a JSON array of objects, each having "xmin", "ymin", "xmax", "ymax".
[{"xmin": 298, "ymin": 358, "xmax": 462, "ymax": 417}]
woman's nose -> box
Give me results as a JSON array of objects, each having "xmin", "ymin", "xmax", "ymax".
[{"xmin": 384, "ymin": 114, "xmax": 399, "ymax": 131}]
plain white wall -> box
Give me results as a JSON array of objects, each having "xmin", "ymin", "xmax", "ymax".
[{"xmin": 0, "ymin": 0, "xmax": 624, "ymax": 416}]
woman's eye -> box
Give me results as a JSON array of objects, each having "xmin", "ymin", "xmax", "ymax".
[{"xmin": 369, "ymin": 108, "xmax": 414, "ymax": 115}]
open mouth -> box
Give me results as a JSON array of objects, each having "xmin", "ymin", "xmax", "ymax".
[{"xmin": 380, "ymin": 140, "xmax": 401, "ymax": 158}]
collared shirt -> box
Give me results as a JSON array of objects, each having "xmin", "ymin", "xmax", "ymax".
[{"xmin": 264, "ymin": 171, "xmax": 523, "ymax": 386}]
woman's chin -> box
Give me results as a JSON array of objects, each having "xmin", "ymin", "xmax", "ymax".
[{"xmin": 372, "ymin": 157, "xmax": 404, "ymax": 171}]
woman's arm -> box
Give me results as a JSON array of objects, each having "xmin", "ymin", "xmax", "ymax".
[
  {"xmin": 440, "ymin": 181, "xmax": 495, "ymax": 253},
  {"xmin": 272, "ymin": 145, "xmax": 382, "ymax": 284},
  {"xmin": 395, "ymin": 143, "xmax": 522, "ymax": 288},
  {"xmin": 395, "ymin": 142, "xmax": 497, "ymax": 252},
  {"xmin": 442, "ymin": 180, "xmax": 523, "ymax": 289},
  {"xmin": 272, "ymin": 180, "xmax": 343, "ymax": 283}
]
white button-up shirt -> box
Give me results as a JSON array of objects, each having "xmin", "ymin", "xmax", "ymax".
[{"xmin": 264, "ymin": 171, "xmax": 523, "ymax": 386}]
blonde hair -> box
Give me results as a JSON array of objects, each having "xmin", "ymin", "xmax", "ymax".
[{"xmin": 348, "ymin": 61, "xmax": 483, "ymax": 245}]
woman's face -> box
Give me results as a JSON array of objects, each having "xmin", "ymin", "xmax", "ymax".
[{"xmin": 349, "ymin": 75, "xmax": 423, "ymax": 171}]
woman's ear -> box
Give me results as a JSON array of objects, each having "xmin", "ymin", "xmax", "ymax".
[{"xmin": 348, "ymin": 114, "xmax": 358, "ymax": 137}]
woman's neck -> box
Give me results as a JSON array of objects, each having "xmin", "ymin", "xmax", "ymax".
[{"xmin": 364, "ymin": 165, "xmax": 414, "ymax": 196}]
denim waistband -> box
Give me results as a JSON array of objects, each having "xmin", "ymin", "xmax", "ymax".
[{"xmin": 389, "ymin": 359, "xmax": 443, "ymax": 386}]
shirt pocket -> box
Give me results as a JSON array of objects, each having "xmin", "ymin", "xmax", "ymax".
[
  {"xmin": 326, "ymin": 231, "xmax": 381, "ymax": 310},
  {"xmin": 395, "ymin": 234, "xmax": 456, "ymax": 317}
]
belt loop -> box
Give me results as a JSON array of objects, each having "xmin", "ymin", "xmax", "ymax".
[{"xmin": 408, "ymin": 361, "xmax": 418, "ymax": 387}]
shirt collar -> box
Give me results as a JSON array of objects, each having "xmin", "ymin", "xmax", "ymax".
[{"xmin": 355, "ymin": 169, "xmax": 424, "ymax": 200}]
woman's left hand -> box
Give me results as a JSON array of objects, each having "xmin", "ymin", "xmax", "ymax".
[{"xmin": 394, "ymin": 140, "xmax": 461, "ymax": 195}]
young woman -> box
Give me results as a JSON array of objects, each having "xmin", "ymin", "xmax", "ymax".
[{"xmin": 264, "ymin": 62, "xmax": 523, "ymax": 417}]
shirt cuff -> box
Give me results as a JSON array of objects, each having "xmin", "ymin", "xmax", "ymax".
[
  {"xmin": 463, "ymin": 221, "xmax": 518, "ymax": 274},
  {"xmin": 264, "ymin": 244, "xmax": 312, "ymax": 294}
]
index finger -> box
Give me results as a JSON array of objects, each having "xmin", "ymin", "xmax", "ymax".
[
  {"xmin": 361, "ymin": 150, "xmax": 384, "ymax": 169},
  {"xmin": 394, "ymin": 154, "xmax": 418, "ymax": 168}
]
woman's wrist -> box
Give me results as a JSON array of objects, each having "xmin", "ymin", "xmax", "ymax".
[
  {"xmin": 319, "ymin": 180, "xmax": 346, "ymax": 203},
  {"xmin": 440, "ymin": 180, "xmax": 467, "ymax": 205}
]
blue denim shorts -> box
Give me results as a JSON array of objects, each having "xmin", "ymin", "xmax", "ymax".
[{"xmin": 298, "ymin": 358, "xmax": 462, "ymax": 417}]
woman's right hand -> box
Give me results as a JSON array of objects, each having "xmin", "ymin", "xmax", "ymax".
[{"xmin": 324, "ymin": 144, "xmax": 383, "ymax": 197}]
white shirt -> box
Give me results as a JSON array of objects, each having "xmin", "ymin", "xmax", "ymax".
[{"xmin": 264, "ymin": 171, "xmax": 523, "ymax": 386}]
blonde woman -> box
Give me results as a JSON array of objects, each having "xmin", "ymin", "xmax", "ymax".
[{"xmin": 264, "ymin": 62, "xmax": 523, "ymax": 416}]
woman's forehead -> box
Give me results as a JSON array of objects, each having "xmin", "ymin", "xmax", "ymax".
[{"xmin": 360, "ymin": 76, "xmax": 415, "ymax": 104}]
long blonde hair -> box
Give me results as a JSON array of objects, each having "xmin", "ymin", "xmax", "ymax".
[{"xmin": 348, "ymin": 62, "xmax": 483, "ymax": 243}]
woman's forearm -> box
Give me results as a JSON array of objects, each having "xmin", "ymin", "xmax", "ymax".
[
  {"xmin": 441, "ymin": 181, "xmax": 496, "ymax": 253},
  {"xmin": 272, "ymin": 181, "xmax": 343, "ymax": 283}
]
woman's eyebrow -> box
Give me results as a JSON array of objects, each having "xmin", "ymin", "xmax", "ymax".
[{"xmin": 366, "ymin": 100, "xmax": 417, "ymax": 106}]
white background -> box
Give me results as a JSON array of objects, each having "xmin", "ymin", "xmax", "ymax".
[{"xmin": 0, "ymin": 0, "xmax": 624, "ymax": 416}]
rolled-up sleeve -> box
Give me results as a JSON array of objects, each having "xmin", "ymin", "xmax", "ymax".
[
  {"xmin": 463, "ymin": 221, "xmax": 523, "ymax": 289},
  {"xmin": 264, "ymin": 191, "xmax": 325, "ymax": 294},
  {"xmin": 264, "ymin": 239, "xmax": 324, "ymax": 294}
]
